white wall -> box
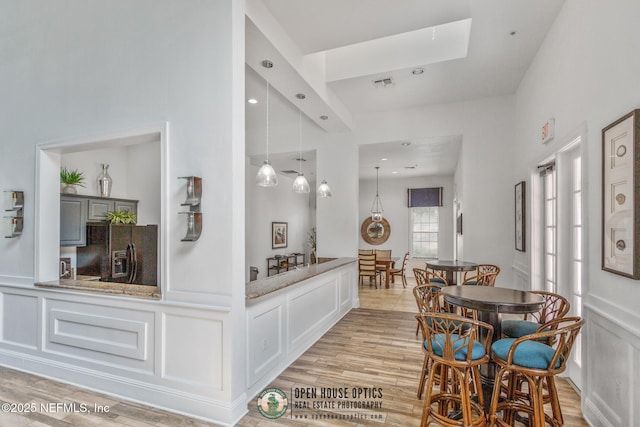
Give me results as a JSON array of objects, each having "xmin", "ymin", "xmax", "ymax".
[
  {"xmin": 0, "ymin": 1, "xmax": 247, "ymax": 424},
  {"xmin": 246, "ymin": 164, "xmax": 312, "ymax": 281},
  {"xmin": 358, "ymin": 175, "xmax": 454, "ymax": 261},
  {"xmin": 512, "ymin": 0, "xmax": 640, "ymax": 425}
]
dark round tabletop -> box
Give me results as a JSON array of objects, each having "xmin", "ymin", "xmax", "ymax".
[
  {"xmin": 440, "ymin": 286, "xmax": 544, "ymax": 314},
  {"xmin": 425, "ymin": 260, "xmax": 478, "ymax": 272}
]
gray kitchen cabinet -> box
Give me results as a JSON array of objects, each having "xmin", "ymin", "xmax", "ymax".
[
  {"xmin": 60, "ymin": 196, "xmax": 88, "ymax": 246},
  {"xmin": 61, "ymin": 194, "xmax": 138, "ymax": 246},
  {"xmin": 88, "ymin": 198, "xmax": 138, "ymax": 221}
]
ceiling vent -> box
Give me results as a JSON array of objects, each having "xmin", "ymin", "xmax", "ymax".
[
  {"xmin": 372, "ymin": 77, "xmax": 395, "ymax": 88},
  {"xmin": 281, "ymin": 170, "xmax": 299, "ymax": 175},
  {"xmin": 404, "ymin": 164, "xmax": 418, "ymax": 169}
]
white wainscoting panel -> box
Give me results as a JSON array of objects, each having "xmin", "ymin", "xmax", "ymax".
[
  {"xmin": 162, "ymin": 312, "xmax": 223, "ymax": 390},
  {"xmin": 44, "ymin": 299, "xmax": 155, "ymax": 374},
  {"xmin": 1, "ymin": 292, "xmax": 38, "ymax": 349},
  {"xmin": 288, "ymin": 278, "xmax": 338, "ymax": 348},
  {"xmin": 339, "ymin": 270, "xmax": 352, "ymax": 310},
  {"xmin": 583, "ymin": 297, "xmax": 640, "ymax": 427},
  {"xmin": 247, "ymin": 300, "xmax": 283, "ymax": 387}
]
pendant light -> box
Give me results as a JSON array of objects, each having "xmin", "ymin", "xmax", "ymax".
[
  {"xmin": 292, "ymin": 109, "xmax": 310, "ymax": 193},
  {"xmin": 255, "ymin": 77, "xmax": 278, "ymax": 187},
  {"xmin": 370, "ymin": 166, "xmax": 384, "ymax": 222},
  {"xmin": 317, "ymin": 180, "xmax": 332, "ymax": 198}
]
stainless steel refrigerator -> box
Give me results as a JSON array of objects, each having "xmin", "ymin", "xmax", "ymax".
[{"xmin": 77, "ymin": 224, "xmax": 158, "ymax": 286}]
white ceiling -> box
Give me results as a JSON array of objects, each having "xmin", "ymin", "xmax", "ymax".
[{"xmin": 246, "ymin": 0, "xmax": 565, "ymax": 179}]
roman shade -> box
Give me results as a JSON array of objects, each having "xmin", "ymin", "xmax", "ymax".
[{"xmin": 408, "ymin": 187, "xmax": 443, "ymax": 207}]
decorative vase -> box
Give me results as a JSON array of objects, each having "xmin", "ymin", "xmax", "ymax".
[
  {"xmin": 97, "ymin": 163, "xmax": 112, "ymax": 197},
  {"xmin": 310, "ymin": 251, "xmax": 317, "ymax": 264},
  {"xmin": 62, "ymin": 184, "xmax": 77, "ymax": 194}
]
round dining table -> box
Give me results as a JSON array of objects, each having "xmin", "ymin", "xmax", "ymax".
[
  {"xmin": 425, "ymin": 260, "xmax": 478, "ymax": 285},
  {"xmin": 440, "ymin": 286, "xmax": 545, "ymax": 409}
]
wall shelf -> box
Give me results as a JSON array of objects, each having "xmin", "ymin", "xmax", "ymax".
[
  {"xmin": 178, "ymin": 176, "xmax": 202, "ymax": 241},
  {"xmin": 4, "ymin": 190, "xmax": 24, "ymax": 238}
]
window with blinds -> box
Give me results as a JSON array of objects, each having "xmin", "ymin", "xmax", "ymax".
[{"xmin": 408, "ymin": 187, "xmax": 443, "ymax": 258}]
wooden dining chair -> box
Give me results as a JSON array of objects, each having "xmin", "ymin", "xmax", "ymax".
[
  {"xmin": 389, "ymin": 252, "xmax": 409, "ymax": 288},
  {"xmin": 358, "ymin": 253, "xmax": 380, "ymax": 288},
  {"xmin": 374, "ymin": 249, "xmax": 392, "ymax": 281}
]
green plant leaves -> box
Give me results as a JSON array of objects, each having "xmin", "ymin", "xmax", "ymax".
[{"xmin": 107, "ymin": 210, "xmax": 137, "ymax": 224}]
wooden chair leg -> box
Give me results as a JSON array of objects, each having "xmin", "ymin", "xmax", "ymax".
[{"xmin": 546, "ymin": 376, "xmax": 563, "ymax": 425}]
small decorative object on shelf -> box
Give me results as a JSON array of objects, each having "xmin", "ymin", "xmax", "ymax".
[
  {"xmin": 4, "ymin": 190, "xmax": 24, "ymax": 238},
  {"xmin": 96, "ymin": 163, "xmax": 112, "ymax": 197},
  {"xmin": 60, "ymin": 167, "xmax": 85, "ymax": 194},
  {"xmin": 178, "ymin": 176, "xmax": 202, "ymax": 241}
]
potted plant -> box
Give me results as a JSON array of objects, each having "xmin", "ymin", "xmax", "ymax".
[
  {"xmin": 60, "ymin": 167, "xmax": 85, "ymax": 194},
  {"xmin": 307, "ymin": 227, "xmax": 317, "ymax": 264},
  {"xmin": 106, "ymin": 210, "xmax": 137, "ymax": 225}
]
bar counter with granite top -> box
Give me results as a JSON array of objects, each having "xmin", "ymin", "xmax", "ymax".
[
  {"xmin": 245, "ymin": 256, "xmax": 358, "ymax": 398},
  {"xmin": 35, "ymin": 278, "xmax": 161, "ymax": 299},
  {"xmin": 245, "ymin": 257, "xmax": 356, "ymax": 299}
]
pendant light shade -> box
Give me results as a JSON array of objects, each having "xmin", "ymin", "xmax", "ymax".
[
  {"xmin": 256, "ymin": 79, "xmax": 278, "ymax": 187},
  {"xmin": 370, "ymin": 166, "xmax": 384, "ymax": 222},
  {"xmin": 292, "ymin": 173, "xmax": 310, "ymax": 193},
  {"xmin": 292, "ymin": 109, "xmax": 310, "ymax": 194},
  {"xmin": 317, "ymin": 180, "xmax": 332, "ymax": 198},
  {"xmin": 256, "ymin": 160, "xmax": 278, "ymax": 187}
]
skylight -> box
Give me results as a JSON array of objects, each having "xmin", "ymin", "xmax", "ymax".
[{"xmin": 322, "ymin": 18, "xmax": 472, "ymax": 82}]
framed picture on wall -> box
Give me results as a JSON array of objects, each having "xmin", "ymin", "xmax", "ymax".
[
  {"xmin": 272, "ymin": 222, "xmax": 288, "ymax": 249},
  {"xmin": 515, "ymin": 181, "xmax": 526, "ymax": 252},
  {"xmin": 602, "ymin": 109, "xmax": 640, "ymax": 278}
]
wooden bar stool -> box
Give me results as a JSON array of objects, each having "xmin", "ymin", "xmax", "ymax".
[
  {"xmin": 417, "ymin": 312, "xmax": 493, "ymax": 427},
  {"xmin": 488, "ymin": 316, "xmax": 583, "ymax": 427}
]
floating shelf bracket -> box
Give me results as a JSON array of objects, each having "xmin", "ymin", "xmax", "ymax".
[
  {"xmin": 4, "ymin": 190, "xmax": 24, "ymax": 238},
  {"xmin": 178, "ymin": 177, "xmax": 202, "ymax": 241}
]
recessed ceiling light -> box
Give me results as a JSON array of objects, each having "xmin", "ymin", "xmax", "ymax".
[
  {"xmin": 247, "ymin": 98, "xmax": 258, "ymax": 104},
  {"xmin": 319, "ymin": 115, "xmax": 329, "ymax": 120},
  {"xmin": 412, "ymin": 68, "xmax": 424, "ymax": 75},
  {"xmin": 381, "ymin": 158, "xmax": 388, "ymax": 161},
  {"xmin": 401, "ymin": 142, "xmax": 411, "ymax": 146},
  {"xmin": 295, "ymin": 93, "xmax": 306, "ymax": 100},
  {"xmin": 261, "ymin": 59, "xmax": 274, "ymax": 68},
  {"xmin": 509, "ymin": 31, "xmax": 517, "ymax": 36},
  {"xmin": 392, "ymin": 171, "xmax": 398, "ymax": 174}
]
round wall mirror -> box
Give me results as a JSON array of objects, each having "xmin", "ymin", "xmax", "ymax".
[{"xmin": 360, "ymin": 217, "xmax": 391, "ymax": 245}]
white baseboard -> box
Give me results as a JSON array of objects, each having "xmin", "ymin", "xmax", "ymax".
[{"xmin": 0, "ymin": 348, "xmax": 243, "ymax": 426}]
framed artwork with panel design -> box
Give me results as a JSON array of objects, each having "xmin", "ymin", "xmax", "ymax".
[{"xmin": 602, "ymin": 109, "xmax": 640, "ymax": 278}]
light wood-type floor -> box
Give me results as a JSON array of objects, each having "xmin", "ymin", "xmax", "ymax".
[{"xmin": 0, "ymin": 277, "xmax": 588, "ymax": 426}]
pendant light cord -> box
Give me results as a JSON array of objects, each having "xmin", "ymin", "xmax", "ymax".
[
  {"xmin": 298, "ymin": 110, "xmax": 302, "ymax": 173},
  {"xmin": 266, "ymin": 80, "xmax": 270, "ymax": 162}
]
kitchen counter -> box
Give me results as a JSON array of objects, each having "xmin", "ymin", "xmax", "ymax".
[
  {"xmin": 35, "ymin": 279, "xmax": 160, "ymax": 299},
  {"xmin": 245, "ymin": 257, "xmax": 356, "ymax": 299}
]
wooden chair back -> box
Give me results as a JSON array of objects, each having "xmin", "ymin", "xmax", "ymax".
[
  {"xmin": 413, "ymin": 284, "xmax": 443, "ymax": 318},
  {"xmin": 358, "ymin": 249, "xmax": 374, "ymax": 256},
  {"xmin": 375, "ymin": 249, "xmax": 391, "ymax": 259},
  {"xmin": 358, "ymin": 253, "xmax": 377, "ymax": 274},
  {"xmin": 525, "ymin": 291, "xmax": 570, "ymax": 324}
]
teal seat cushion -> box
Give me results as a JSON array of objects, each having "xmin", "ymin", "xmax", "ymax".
[
  {"xmin": 502, "ymin": 320, "xmax": 549, "ymax": 338},
  {"xmin": 463, "ymin": 280, "xmax": 477, "ymax": 286},
  {"xmin": 425, "ymin": 334, "xmax": 486, "ymax": 361},
  {"xmin": 430, "ymin": 277, "xmax": 446, "ymax": 285},
  {"xmin": 492, "ymin": 338, "xmax": 560, "ymax": 369}
]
